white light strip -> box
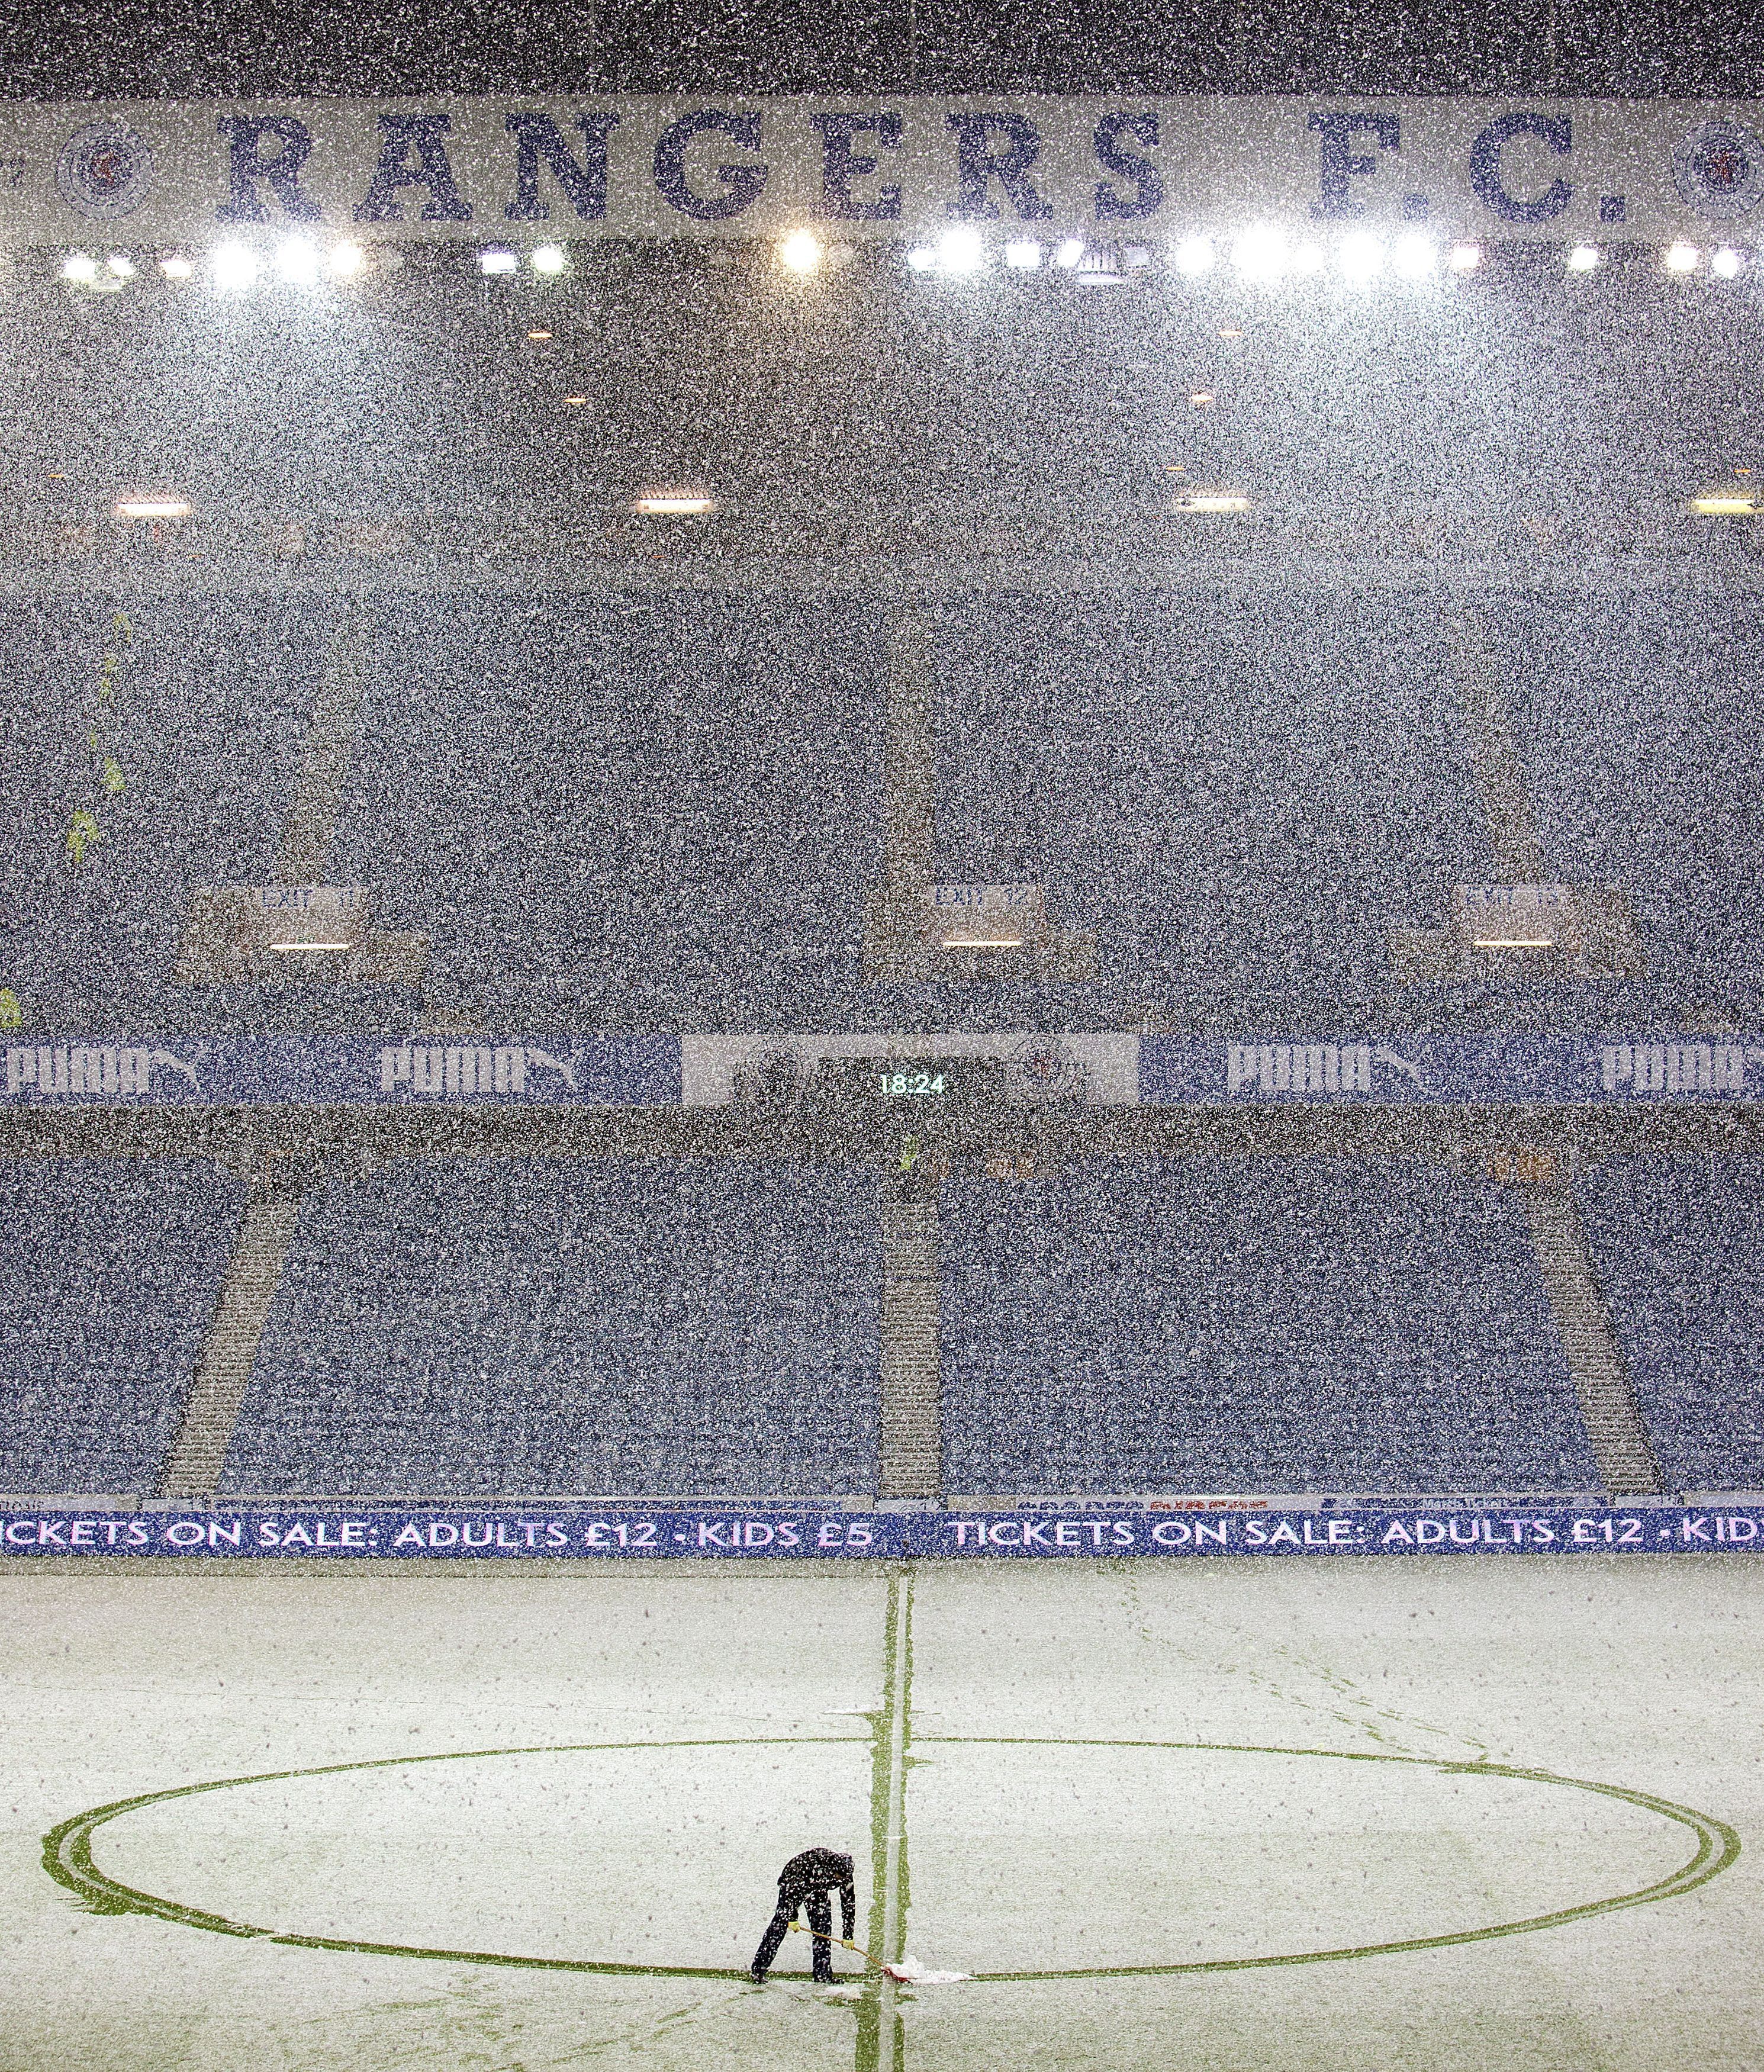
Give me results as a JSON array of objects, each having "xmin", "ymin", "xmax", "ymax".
[
  {"xmin": 941, "ymin": 937, "xmax": 1025, "ymax": 949},
  {"xmin": 268, "ymin": 940, "xmax": 354, "ymax": 952},
  {"xmin": 1472, "ymin": 937, "xmax": 1556, "ymax": 949}
]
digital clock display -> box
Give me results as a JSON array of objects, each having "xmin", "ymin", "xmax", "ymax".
[
  {"xmin": 877, "ymin": 1069, "xmax": 950, "ymax": 1098},
  {"xmin": 814, "ymin": 1057, "xmax": 1003, "ymax": 1106}
]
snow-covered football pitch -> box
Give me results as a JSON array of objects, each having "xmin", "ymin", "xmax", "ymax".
[{"xmin": 1, "ymin": 1554, "xmax": 1760, "ymax": 2071}]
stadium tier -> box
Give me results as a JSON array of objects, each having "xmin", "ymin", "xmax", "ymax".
[
  {"xmin": 218, "ymin": 1159, "xmax": 881, "ymax": 1498},
  {"xmin": 941, "ymin": 1159, "xmax": 1598, "ymax": 1495},
  {"xmin": 1576, "ymin": 1157, "xmax": 1764, "ymax": 1494},
  {"xmin": 0, "ymin": 1157, "xmax": 245, "ymax": 1493},
  {"xmin": 1505, "ymin": 596, "xmax": 1764, "ymax": 1017}
]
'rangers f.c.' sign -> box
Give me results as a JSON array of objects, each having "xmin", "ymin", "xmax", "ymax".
[{"xmin": 0, "ymin": 95, "xmax": 1759, "ymax": 245}]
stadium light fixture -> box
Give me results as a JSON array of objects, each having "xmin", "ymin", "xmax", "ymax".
[
  {"xmin": 1173, "ymin": 491, "xmax": 1251, "ymax": 512},
  {"xmin": 105, "ymin": 253, "xmax": 136, "ymax": 279},
  {"xmin": 1391, "ymin": 233, "xmax": 1437, "ymax": 279},
  {"xmin": 562, "ymin": 394, "xmax": 589, "ymax": 406},
  {"xmin": 1052, "ymin": 237, "xmax": 1085, "ymax": 268},
  {"xmin": 1566, "ymin": 244, "xmax": 1601, "ymax": 272},
  {"xmin": 211, "ymin": 242, "xmax": 259, "ymax": 289},
  {"xmin": 1189, "ymin": 391, "xmax": 1215, "ymax": 406},
  {"xmin": 940, "ymin": 228, "xmax": 985, "ymax": 273},
  {"xmin": 479, "ymin": 249, "xmax": 519, "ymax": 276},
  {"xmin": 268, "ymin": 938, "xmax": 353, "ymax": 952},
  {"xmin": 329, "ymin": 241, "xmax": 366, "ymax": 278},
  {"xmin": 1448, "ymin": 243, "xmax": 1483, "ymax": 272},
  {"xmin": 1337, "ymin": 231, "xmax": 1383, "ymax": 281},
  {"xmin": 905, "ymin": 246, "xmax": 937, "ymax": 271},
  {"xmin": 778, "ymin": 230, "xmax": 822, "ymax": 272},
  {"xmin": 1232, "ymin": 227, "xmax": 1286, "ymax": 282},
  {"xmin": 941, "ymin": 935, "xmax": 1025, "ymax": 948},
  {"xmin": 632, "ymin": 493, "xmax": 716, "ymax": 515},
  {"xmin": 158, "ymin": 254, "xmax": 194, "ymax": 279},
  {"xmin": 60, "ymin": 252, "xmax": 98, "ymax": 284},
  {"xmin": 1471, "ymin": 935, "xmax": 1556, "ymax": 949},
  {"xmin": 1711, "ymin": 247, "xmax": 1743, "ymax": 279},
  {"xmin": 1691, "ymin": 490, "xmax": 1760, "ymax": 515},
  {"xmin": 275, "ymin": 238, "xmax": 320, "ymax": 285},
  {"xmin": 1005, "ymin": 240, "xmax": 1042, "ymax": 269},
  {"xmin": 1173, "ymin": 236, "xmax": 1215, "ymax": 276},
  {"xmin": 1664, "ymin": 242, "xmax": 1700, "ymax": 274},
  {"xmin": 530, "ymin": 243, "xmax": 568, "ymax": 275},
  {"xmin": 114, "ymin": 496, "xmax": 192, "ymax": 519},
  {"xmin": 527, "ymin": 327, "xmax": 553, "ymax": 341}
]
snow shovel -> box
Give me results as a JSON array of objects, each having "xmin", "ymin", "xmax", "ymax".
[{"xmin": 785, "ymin": 1919, "xmax": 966, "ymax": 1984}]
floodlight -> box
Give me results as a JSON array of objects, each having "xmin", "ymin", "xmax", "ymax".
[
  {"xmin": 211, "ymin": 242, "xmax": 259, "ymax": 289},
  {"xmin": 115, "ymin": 497, "xmax": 192, "ymax": 519},
  {"xmin": 1288, "ymin": 242, "xmax": 1325, "ymax": 276},
  {"xmin": 329, "ymin": 241, "xmax": 366, "ymax": 278},
  {"xmin": 1053, "ymin": 237, "xmax": 1085, "ymax": 268},
  {"xmin": 633, "ymin": 493, "xmax": 716, "ymax": 515},
  {"xmin": 1391, "ymin": 233, "xmax": 1436, "ymax": 279},
  {"xmin": 530, "ymin": 243, "xmax": 568, "ymax": 275},
  {"xmin": 1664, "ymin": 242, "xmax": 1700, "ymax": 274},
  {"xmin": 1232, "ymin": 227, "xmax": 1285, "ymax": 282},
  {"xmin": 1005, "ymin": 240, "xmax": 1042, "ymax": 269},
  {"xmin": 1691, "ymin": 492, "xmax": 1760, "ymax": 515},
  {"xmin": 275, "ymin": 238, "xmax": 319, "ymax": 284},
  {"xmin": 1173, "ymin": 236, "xmax": 1215, "ymax": 276},
  {"xmin": 1189, "ymin": 391, "xmax": 1215, "ymax": 407},
  {"xmin": 158, "ymin": 255, "xmax": 194, "ymax": 279},
  {"xmin": 1174, "ymin": 491, "xmax": 1251, "ymax": 512},
  {"xmin": 940, "ymin": 228, "xmax": 985, "ymax": 273},
  {"xmin": 1448, "ymin": 243, "xmax": 1482, "ymax": 272},
  {"xmin": 60, "ymin": 253, "xmax": 98, "ymax": 284},
  {"xmin": 1337, "ymin": 231, "xmax": 1382, "ymax": 281},
  {"xmin": 1711, "ymin": 247, "xmax": 1743, "ymax": 279},
  {"xmin": 105, "ymin": 253, "xmax": 135, "ymax": 279},
  {"xmin": 479, "ymin": 249, "xmax": 519, "ymax": 276},
  {"xmin": 778, "ymin": 230, "xmax": 822, "ymax": 272},
  {"xmin": 905, "ymin": 247, "xmax": 937, "ymax": 271},
  {"xmin": 1566, "ymin": 244, "xmax": 1601, "ymax": 272}
]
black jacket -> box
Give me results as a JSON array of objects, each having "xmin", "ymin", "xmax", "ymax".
[{"xmin": 778, "ymin": 1848, "xmax": 857, "ymax": 1941}]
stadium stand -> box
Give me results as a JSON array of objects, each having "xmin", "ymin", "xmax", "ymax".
[
  {"xmin": 1, "ymin": 599, "xmax": 320, "ymax": 1027},
  {"xmin": 0, "ymin": 1158, "xmax": 246, "ymax": 1492},
  {"xmin": 1576, "ymin": 1157, "xmax": 1764, "ymax": 1492},
  {"xmin": 1502, "ymin": 595, "xmax": 1764, "ymax": 1016},
  {"xmin": 329, "ymin": 596, "xmax": 883, "ymax": 1027},
  {"xmin": 941, "ymin": 1157, "xmax": 1599, "ymax": 1494},
  {"xmin": 220, "ymin": 1157, "xmax": 881, "ymax": 1497},
  {"xmin": 935, "ymin": 589, "xmax": 1486, "ymax": 1020}
]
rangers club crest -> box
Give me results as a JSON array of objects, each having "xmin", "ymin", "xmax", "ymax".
[
  {"xmin": 1673, "ymin": 118, "xmax": 1764, "ymax": 220},
  {"xmin": 56, "ymin": 120, "xmax": 154, "ymax": 218}
]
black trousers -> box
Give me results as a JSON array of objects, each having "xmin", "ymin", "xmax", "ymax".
[{"xmin": 752, "ymin": 1886, "xmax": 833, "ymax": 1980}]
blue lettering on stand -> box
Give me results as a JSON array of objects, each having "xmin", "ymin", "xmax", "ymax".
[
  {"xmin": 945, "ymin": 112, "xmax": 1054, "ymax": 220},
  {"xmin": 503, "ymin": 111, "xmax": 621, "ymax": 220},
  {"xmin": 355, "ymin": 112, "xmax": 474, "ymax": 223},
  {"xmin": 2, "ymin": 1506, "xmax": 1757, "ymax": 1559},
  {"xmin": 1093, "ymin": 111, "xmax": 1163, "ymax": 221},
  {"xmin": 1469, "ymin": 111, "xmax": 1574, "ymax": 223},
  {"xmin": 653, "ymin": 110, "xmax": 768, "ymax": 221},
  {"xmin": 811, "ymin": 112, "xmax": 903, "ymax": 220},
  {"xmin": 1309, "ymin": 110, "xmax": 1401, "ymax": 218},
  {"xmin": 215, "ymin": 115, "xmax": 323, "ymax": 222}
]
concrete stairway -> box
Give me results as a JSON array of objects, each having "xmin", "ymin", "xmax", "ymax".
[
  {"xmin": 1525, "ymin": 1186, "xmax": 1664, "ymax": 1497},
  {"xmin": 878, "ymin": 1185, "xmax": 942, "ymax": 1501},
  {"xmin": 158, "ymin": 1183, "xmax": 305, "ymax": 1500}
]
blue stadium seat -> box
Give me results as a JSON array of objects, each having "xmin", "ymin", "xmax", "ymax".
[
  {"xmin": 222, "ymin": 1159, "xmax": 881, "ymax": 1496},
  {"xmin": 1576, "ymin": 1157, "xmax": 1764, "ymax": 1491},
  {"xmin": 942, "ymin": 1158, "xmax": 1596, "ymax": 1494},
  {"xmin": 0, "ymin": 1159, "xmax": 244, "ymax": 1492}
]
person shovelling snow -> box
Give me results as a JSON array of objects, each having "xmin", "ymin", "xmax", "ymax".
[{"xmin": 751, "ymin": 1846, "xmax": 856, "ymax": 1984}]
